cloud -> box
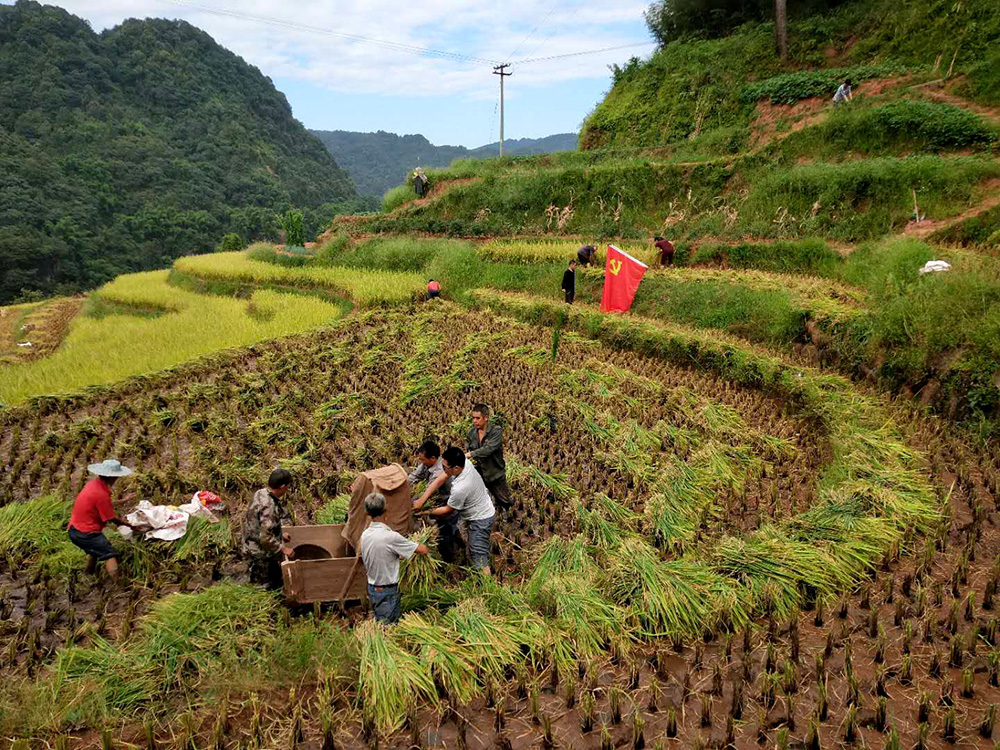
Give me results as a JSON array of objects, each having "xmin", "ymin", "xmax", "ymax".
[{"xmin": 55, "ymin": 0, "xmax": 653, "ymax": 100}]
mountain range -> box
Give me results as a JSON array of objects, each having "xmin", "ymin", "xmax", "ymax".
[{"xmin": 310, "ymin": 130, "xmax": 579, "ymax": 198}]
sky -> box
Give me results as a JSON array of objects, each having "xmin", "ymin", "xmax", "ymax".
[{"xmin": 34, "ymin": 0, "xmax": 655, "ymax": 148}]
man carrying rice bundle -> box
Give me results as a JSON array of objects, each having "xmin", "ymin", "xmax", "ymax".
[{"xmin": 360, "ymin": 491, "xmax": 430, "ymax": 624}]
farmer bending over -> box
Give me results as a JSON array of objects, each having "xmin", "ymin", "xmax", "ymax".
[
  {"xmin": 427, "ymin": 279, "xmax": 441, "ymax": 299},
  {"xmin": 833, "ymin": 79, "xmax": 853, "ymax": 106},
  {"xmin": 360, "ymin": 492, "xmax": 429, "ymax": 624},
  {"xmin": 67, "ymin": 459, "xmax": 138, "ymax": 580},
  {"xmin": 654, "ymin": 236, "xmax": 675, "ymax": 267},
  {"xmin": 430, "ymin": 447, "xmax": 496, "ymax": 574},
  {"xmin": 410, "ymin": 440, "xmax": 462, "ymax": 563},
  {"xmin": 577, "ymin": 244, "xmax": 597, "ymax": 266},
  {"xmin": 242, "ymin": 468, "xmax": 295, "ymax": 590},
  {"xmin": 466, "ymin": 403, "xmax": 513, "ymax": 512}
]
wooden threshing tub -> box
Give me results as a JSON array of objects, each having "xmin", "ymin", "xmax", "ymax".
[{"xmin": 281, "ymin": 464, "xmax": 413, "ymax": 607}]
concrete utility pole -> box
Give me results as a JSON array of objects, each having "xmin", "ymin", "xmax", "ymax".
[{"xmin": 493, "ymin": 64, "xmax": 512, "ymax": 156}]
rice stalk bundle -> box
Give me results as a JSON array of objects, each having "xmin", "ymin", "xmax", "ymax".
[
  {"xmin": 527, "ymin": 536, "xmax": 601, "ymax": 600},
  {"xmin": 356, "ymin": 619, "xmax": 437, "ymax": 735},
  {"xmin": 139, "ymin": 584, "xmax": 279, "ymax": 682},
  {"xmin": 55, "ymin": 637, "xmax": 158, "ymax": 712},
  {"xmin": 315, "ymin": 495, "xmax": 351, "ymax": 525},
  {"xmin": 603, "ymin": 538, "xmax": 715, "ymax": 637},
  {"xmin": 576, "ymin": 503, "xmax": 630, "ymax": 549},
  {"xmin": 506, "ymin": 457, "xmax": 578, "ymax": 501},
  {"xmin": 399, "ymin": 526, "xmax": 446, "ymax": 602},
  {"xmin": 444, "ymin": 598, "xmax": 522, "ymax": 681},
  {"xmin": 590, "ymin": 493, "xmax": 638, "ymax": 528},
  {"xmin": 172, "ymin": 518, "xmax": 232, "ymax": 563},
  {"xmin": 0, "ymin": 494, "xmax": 78, "ymax": 573},
  {"xmin": 533, "ymin": 574, "xmax": 627, "ymax": 660},
  {"xmin": 393, "ymin": 612, "xmax": 480, "ymax": 704}
]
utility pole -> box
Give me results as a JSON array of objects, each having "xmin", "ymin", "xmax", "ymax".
[{"xmin": 493, "ymin": 63, "xmax": 512, "ymax": 156}]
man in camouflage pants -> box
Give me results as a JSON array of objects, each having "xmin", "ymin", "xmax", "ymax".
[{"xmin": 242, "ymin": 468, "xmax": 295, "ymax": 589}]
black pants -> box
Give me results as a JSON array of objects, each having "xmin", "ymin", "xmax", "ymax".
[
  {"xmin": 485, "ymin": 476, "xmax": 514, "ymax": 511},
  {"xmin": 564, "ymin": 291, "xmax": 575, "ymax": 304},
  {"xmin": 248, "ymin": 556, "xmax": 284, "ymax": 590},
  {"xmin": 435, "ymin": 514, "xmax": 464, "ymax": 564}
]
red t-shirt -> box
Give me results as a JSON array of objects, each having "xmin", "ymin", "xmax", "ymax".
[
  {"xmin": 654, "ymin": 239, "xmax": 675, "ymax": 260},
  {"xmin": 427, "ymin": 281, "xmax": 440, "ymax": 292},
  {"xmin": 69, "ymin": 478, "xmax": 116, "ymax": 533}
]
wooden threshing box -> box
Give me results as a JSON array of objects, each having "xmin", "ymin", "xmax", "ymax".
[
  {"xmin": 280, "ymin": 524, "xmax": 367, "ymax": 606},
  {"xmin": 281, "ymin": 464, "xmax": 413, "ymax": 606}
]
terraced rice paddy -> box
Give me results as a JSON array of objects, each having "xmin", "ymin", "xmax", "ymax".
[{"xmin": 2, "ymin": 294, "xmax": 998, "ymax": 749}]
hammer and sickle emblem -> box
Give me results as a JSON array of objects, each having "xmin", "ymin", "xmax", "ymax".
[{"xmin": 609, "ymin": 259, "xmax": 622, "ymax": 276}]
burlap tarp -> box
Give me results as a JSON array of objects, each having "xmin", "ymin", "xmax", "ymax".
[{"xmin": 342, "ymin": 464, "xmax": 413, "ymax": 551}]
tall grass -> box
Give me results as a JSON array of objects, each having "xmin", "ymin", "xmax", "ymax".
[{"xmin": 0, "ymin": 271, "xmax": 345, "ymax": 405}]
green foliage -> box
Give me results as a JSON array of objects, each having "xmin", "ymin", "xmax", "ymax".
[
  {"xmin": 0, "ymin": 1, "xmax": 355, "ymax": 304},
  {"xmin": 0, "ymin": 494, "xmax": 79, "ymax": 575},
  {"xmin": 741, "ymin": 65, "xmax": 907, "ymax": 104},
  {"xmin": 315, "ymin": 494, "xmax": 350, "ymax": 525},
  {"xmin": 279, "ymin": 209, "xmax": 306, "ymax": 247},
  {"xmin": 777, "ymin": 100, "xmax": 998, "ymax": 159},
  {"xmin": 382, "ymin": 183, "xmax": 414, "ymax": 213},
  {"xmin": 217, "ymin": 233, "xmax": 244, "ymax": 253},
  {"xmin": 644, "ymin": 0, "xmax": 849, "ymax": 43}
]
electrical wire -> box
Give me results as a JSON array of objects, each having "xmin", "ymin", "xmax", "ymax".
[
  {"xmin": 513, "ymin": 40, "xmax": 656, "ymax": 66},
  {"xmin": 505, "ymin": 0, "xmax": 567, "ymax": 63},
  {"xmin": 158, "ymin": 0, "xmax": 502, "ymax": 65}
]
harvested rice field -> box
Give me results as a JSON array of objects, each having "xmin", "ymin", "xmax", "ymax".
[{"xmin": 1, "ymin": 299, "xmax": 998, "ymax": 749}]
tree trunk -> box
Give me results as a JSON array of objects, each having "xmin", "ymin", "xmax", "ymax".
[{"xmin": 774, "ymin": 0, "xmax": 789, "ymax": 61}]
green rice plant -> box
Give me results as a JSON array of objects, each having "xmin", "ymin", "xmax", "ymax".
[
  {"xmin": 355, "ymin": 619, "xmax": 437, "ymax": 735},
  {"xmin": 576, "ymin": 502, "xmax": 631, "ymax": 549},
  {"xmin": 506, "ymin": 456, "xmax": 578, "ymax": 501},
  {"xmin": 314, "ymin": 495, "xmax": 350, "ymax": 525},
  {"xmin": 527, "ymin": 535, "xmax": 601, "ymax": 599}
]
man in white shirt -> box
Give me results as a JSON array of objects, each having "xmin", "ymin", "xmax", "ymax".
[
  {"xmin": 833, "ymin": 79, "xmax": 853, "ymax": 105},
  {"xmin": 429, "ymin": 447, "xmax": 496, "ymax": 574},
  {"xmin": 359, "ymin": 492, "xmax": 429, "ymax": 623},
  {"xmin": 409, "ymin": 440, "xmax": 462, "ymax": 563}
]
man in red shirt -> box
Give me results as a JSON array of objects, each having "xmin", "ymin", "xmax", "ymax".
[
  {"xmin": 67, "ymin": 459, "xmax": 137, "ymax": 579},
  {"xmin": 427, "ymin": 279, "xmax": 441, "ymax": 299},
  {"xmin": 654, "ymin": 236, "xmax": 676, "ymax": 267}
]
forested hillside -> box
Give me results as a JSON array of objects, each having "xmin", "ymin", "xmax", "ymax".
[
  {"xmin": 0, "ymin": 0, "xmax": 356, "ymax": 304},
  {"xmin": 311, "ymin": 129, "xmax": 577, "ymax": 198}
]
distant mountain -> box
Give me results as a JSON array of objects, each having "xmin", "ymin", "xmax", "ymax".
[
  {"xmin": 310, "ymin": 130, "xmax": 579, "ymax": 198},
  {"xmin": 0, "ymin": 0, "xmax": 355, "ymax": 304}
]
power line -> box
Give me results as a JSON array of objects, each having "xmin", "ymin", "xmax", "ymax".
[
  {"xmin": 158, "ymin": 0, "xmax": 501, "ymax": 65},
  {"xmin": 520, "ymin": 4, "xmax": 580, "ymax": 61},
  {"xmin": 505, "ymin": 0, "xmax": 566, "ymax": 63},
  {"xmin": 513, "ymin": 40, "xmax": 656, "ymax": 66}
]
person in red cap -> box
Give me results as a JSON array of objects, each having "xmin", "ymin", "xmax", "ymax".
[{"xmin": 67, "ymin": 459, "xmax": 137, "ymax": 579}]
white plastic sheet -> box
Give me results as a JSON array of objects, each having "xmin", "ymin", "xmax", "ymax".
[{"xmin": 919, "ymin": 260, "xmax": 951, "ymax": 276}]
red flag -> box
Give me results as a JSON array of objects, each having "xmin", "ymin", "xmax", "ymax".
[{"xmin": 600, "ymin": 245, "xmax": 648, "ymax": 313}]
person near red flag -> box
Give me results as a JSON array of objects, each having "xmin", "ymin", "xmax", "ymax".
[{"xmin": 600, "ymin": 245, "xmax": 648, "ymax": 314}]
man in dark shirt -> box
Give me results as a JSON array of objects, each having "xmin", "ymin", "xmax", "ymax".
[
  {"xmin": 466, "ymin": 403, "xmax": 513, "ymax": 512},
  {"xmin": 577, "ymin": 244, "xmax": 597, "ymax": 266},
  {"xmin": 561, "ymin": 260, "xmax": 577, "ymax": 304},
  {"xmin": 654, "ymin": 236, "xmax": 676, "ymax": 267}
]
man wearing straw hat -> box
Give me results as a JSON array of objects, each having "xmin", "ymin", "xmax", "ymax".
[{"xmin": 67, "ymin": 459, "xmax": 138, "ymax": 580}]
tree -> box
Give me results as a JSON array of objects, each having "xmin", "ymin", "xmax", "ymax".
[
  {"xmin": 774, "ymin": 0, "xmax": 789, "ymax": 60},
  {"xmin": 279, "ymin": 209, "xmax": 306, "ymax": 247}
]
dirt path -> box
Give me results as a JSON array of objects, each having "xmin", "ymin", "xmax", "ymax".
[
  {"xmin": 912, "ymin": 77, "xmax": 1000, "ymax": 126},
  {"xmin": 903, "ymin": 178, "xmax": 1000, "ymax": 239}
]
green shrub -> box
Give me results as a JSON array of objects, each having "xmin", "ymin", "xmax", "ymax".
[
  {"xmin": 217, "ymin": 233, "xmax": 244, "ymax": 253},
  {"xmin": 246, "ymin": 242, "xmax": 310, "ymax": 267},
  {"xmin": 741, "ymin": 65, "xmax": 909, "ymax": 104}
]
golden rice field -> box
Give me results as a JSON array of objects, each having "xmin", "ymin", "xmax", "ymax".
[
  {"xmin": 0, "ymin": 271, "xmax": 345, "ymax": 405},
  {"xmin": 174, "ymin": 251, "xmax": 426, "ymax": 306},
  {"xmin": 478, "ymin": 239, "xmax": 659, "ymax": 267}
]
